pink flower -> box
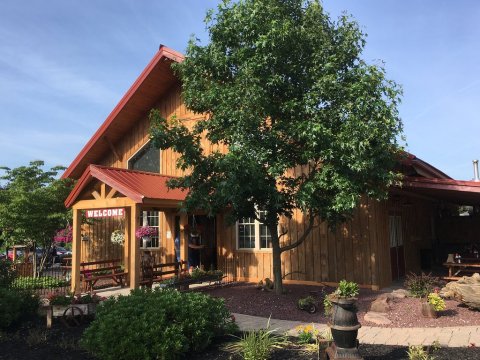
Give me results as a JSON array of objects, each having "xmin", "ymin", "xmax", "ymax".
[{"xmin": 135, "ymin": 226, "xmax": 158, "ymax": 239}]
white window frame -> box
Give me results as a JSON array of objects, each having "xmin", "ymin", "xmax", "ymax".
[
  {"xmin": 140, "ymin": 210, "xmax": 162, "ymax": 249},
  {"xmin": 127, "ymin": 140, "xmax": 161, "ymax": 173},
  {"xmin": 236, "ymin": 212, "xmax": 272, "ymax": 251}
]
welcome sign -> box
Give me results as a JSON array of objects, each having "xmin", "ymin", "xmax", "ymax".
[{"xmin": 86, "ymin": 208, "xmax": 125, "ymax": 218}]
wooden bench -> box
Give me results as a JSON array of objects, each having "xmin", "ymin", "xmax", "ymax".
[
  {"xmin": 443, "ymin": 262, "xmax": 480, "ymax": 280},
  {"xmin": 140, "ymin": 260, "xmax": 187, "ymax": 288},
  {"xmin": 80, "ymin": 259, "xmax": 128, "ymax": 293}
]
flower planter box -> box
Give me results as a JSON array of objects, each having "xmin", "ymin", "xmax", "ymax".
[{"xmin": 51, "ymin": 303, "xmax": 97, "ymax": 317}]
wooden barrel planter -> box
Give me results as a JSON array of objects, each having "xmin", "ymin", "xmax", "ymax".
[
  {"xmin": 327, "ymin": 297, "xmax": 363, "ymax": 360},
  {"xmin": 421, "ymin": 302, "xmax": 438, "ymax": 318}
]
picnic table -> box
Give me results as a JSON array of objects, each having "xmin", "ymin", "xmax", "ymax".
[
  {"xmin": 443, "ymin": 260, "xmax": 480, "ymax": 280},
  {"xmin": 80, "ymin": 259, "xmax": 128, "ymax": 293}
]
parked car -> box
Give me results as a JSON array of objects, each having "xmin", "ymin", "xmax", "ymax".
[{"xmin": 55, "ymin": 246, "xmax": 72, "ymax": 260}]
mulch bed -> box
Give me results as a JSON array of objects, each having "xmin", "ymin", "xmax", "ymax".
[{"xmin": 201, "ymin": 282, "xmax": 480, "ymax": 328}]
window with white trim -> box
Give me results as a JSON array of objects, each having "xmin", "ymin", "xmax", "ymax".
[
  {"xmin": 140, "ymin": 210, "xmax": 161, "ymax": 248},
  {"xmin": 237, "ymin": 210, "xmax": 272, "ymax": 250}
]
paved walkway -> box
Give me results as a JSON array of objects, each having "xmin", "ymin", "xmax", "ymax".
[{"xmin": 233, "ymin": 313, "xmax": 480, "ymax": 348}]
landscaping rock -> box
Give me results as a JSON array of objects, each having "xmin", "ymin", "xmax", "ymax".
[
  {"xmin": 364, "ymin": 311, "xmax": 391, "ymax": 325},
  {"xmin": 370, "ymin": 296, "xmax": 391, "ymax": 313},
  {"xmin": 440, "ymin": 273, "xmax": 480, "ymax": 310},
  {"xmin": 391, "ymin": 289, "xmax": 410, "ymax": 299}
]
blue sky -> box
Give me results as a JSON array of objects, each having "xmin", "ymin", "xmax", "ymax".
[{"xmin": 0, "ymin": 0, "xmax": 479, "ymax": 180}]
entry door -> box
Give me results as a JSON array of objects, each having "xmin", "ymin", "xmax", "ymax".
[{"xmin": 389, "ymin": 215, "xmax": 405, "ymax": 280}]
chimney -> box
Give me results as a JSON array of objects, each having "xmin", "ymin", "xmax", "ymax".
[{"xmin": 474, "ymin": 160, "xmax": 480, "ymax": 182}]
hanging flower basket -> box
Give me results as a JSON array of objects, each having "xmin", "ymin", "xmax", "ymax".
[
  {"xmin": 111, "ymin": 230, "xmax": 125, "ymax": 246},
  {"xmin": 135, "ymin": 226, "xmax": 158, "ymax": 239},
  {"xmin": 54, "ymin": 225, "xmax": 73, "ymax": 243}
]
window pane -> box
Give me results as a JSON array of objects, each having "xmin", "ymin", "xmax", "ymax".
[
  {"xmin": 128, "ymin": 142, "xmax": 160, "ymax": 173},
  {"xmin": 260, "ymin": 224, "xmax": 272, "ymax": 249},
  {"xmin": 238, "ymin": 217, "xmax": 255, "ymax": 249}
]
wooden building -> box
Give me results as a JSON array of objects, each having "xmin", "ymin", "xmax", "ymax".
[{"xmin": 63, "ymin": 45, "xmax": 480, "ymax": 292}]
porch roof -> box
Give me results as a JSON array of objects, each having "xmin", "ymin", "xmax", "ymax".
[
  {"xmin": 65, "ymin": 165, "xmax": 187, "ymax": 208},
  {"xmin": 402, "ymin": 176, "xmax": 480, "ymax": 205}
]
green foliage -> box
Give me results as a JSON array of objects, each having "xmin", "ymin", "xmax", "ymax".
[
  {"xmin": 427, "ymin": 293, "xmax": 446, "ymax": 312},
  {"xmin": 0, "ymin": 260, "xmax": 16, "ymax": 287},
  {"xmin": 12, "ymin": 276, "xmax": 68, "ymax": 290},
  {"xmin": 407, "ymin": 343, "xmax": 440, "ymax": 360},
  {"xmin": 296, "ymin": 324, "xmax": 318, "ymax": 344},
  {"xmin": 0, "ymin": 288, "xmax": 39, "ymax": 329},
  {"xmin": 404, "ymin": 272, "xmax": 438, "ymax": 298},
  {"xmin": 297, "ymin": 296, "xmax": 315, "ymax": 309},
  {"xmin": 150, "ymin": 0, "xmax": 403, "ymax": 293},
  {"xmin": 226, "ymin": 319, "xmax": 286, "ymax": 360},
  {"xmin": 334, "ymin": 280, "xmax": 359, "ymax": 298},
  {"xmin": 323, "ymin": 295, "xmax": 333, "ymax": 316},
  {"xmin": 0, "ymin": 161, "xmax": 74, "ymax": 266},
  {"xmin": 80, "ymin": 288, "xmax": 236, "ymax": 360}
]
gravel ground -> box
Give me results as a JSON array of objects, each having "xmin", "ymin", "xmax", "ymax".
[{"xmin": 201, "ymin": 282, "xmax": 480, "ymax": 328}]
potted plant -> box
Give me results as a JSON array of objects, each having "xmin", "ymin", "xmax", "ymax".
[
  {"xmin": 297, "ymin": 296, "xmax": 317, "ymax": 314},
  {"xmin": 135, "ymin": 226, "xmax": 158, "ymax": 248},
  {"xmin": 110, "ymin": 229, "xmax": 125, "ymax": 246},
  {"xmin": 421, "ymin": 291, "xmax": 446, "ymax": 318},
  {"xmin": 326, "ymin": 280, "xmax": 363, "ymax": 360}
]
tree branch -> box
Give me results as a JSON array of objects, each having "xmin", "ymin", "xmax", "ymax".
[{"xmin": 279, "ymin": 211, "xmax": 317, "ymax": 253}]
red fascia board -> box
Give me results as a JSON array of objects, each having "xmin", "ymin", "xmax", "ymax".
[
  {"xmin": 64, "ymin": 165, "xmax": 95, "ymax": 208},
  {"xmin": 62, "ymin": 45, "xmax": 184, "ymax": 180},
  {"xmin": 403, "ymin": 176, "xmax": 480, "ymax": 193}
]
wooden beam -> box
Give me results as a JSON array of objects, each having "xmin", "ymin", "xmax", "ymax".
[
  {"xmin": 124, "ymin": 207, "xmax": 130, "ymax": 282},
  {"xmin": 106, "ymin": 187, "xmax": 117, "ymax": 199},
  {"xmin": 73, "ymin": 197, "xmax": 135, "ymax": 210},
  {"xmin": 71, "ymin": 209, "xmax": 82, "ymax": 294},
  {"xmin": 91, "ymin": 190, "xmax": 101, "ymax": 200},
  {"xmin": 179, "ymin": 213, "xmax": 188, "ymax": 266},
  {"xmin": 104, "ymin": 136, "xmax": 122, "ymax": 163},
  {"xmin": 129, "ymin": 204, "xmax": 141, "ymax": 289},
  {"xmin": 100, "ymin": 183, "xmax": 106, "ymax": 199}
]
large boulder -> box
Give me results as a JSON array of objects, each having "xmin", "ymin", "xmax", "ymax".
[
  {"xmin": 370, "ymin": 296, "xmax": 391, "ymax": 313},
  {"xmin": 440, "ymin": 273, "xmax": 480, "ymax": 310}
]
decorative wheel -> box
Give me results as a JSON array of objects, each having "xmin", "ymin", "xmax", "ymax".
[
  {"xmin": 308, "ymin": 304, "xmax": 317, "ymax": 314},
  {"xmin": 62, "ymin": 306, "xmax": 84, "ymax": 327}
]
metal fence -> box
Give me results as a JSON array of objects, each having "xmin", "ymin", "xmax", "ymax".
[
  {"xmin": 8, "ymin": 261, "xmax": 71, "ymax": 296},
  {"xmin": 218, "ymin": 256, "xmax": 239, "ymax": 285}
]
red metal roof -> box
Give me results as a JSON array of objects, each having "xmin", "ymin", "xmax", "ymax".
[
  {"xmin": 65, "ymin": 165, "xmax": 187, "ymax": 208},
  {"xmin": 62, "ymin": 45, "xmax": 185, "ymax": 180},
  {"xmin": 402, "ymin": 176, "xmax": 480, "ymax": 204}
]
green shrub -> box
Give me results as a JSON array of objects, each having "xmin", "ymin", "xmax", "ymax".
[
  {"xmin": 12, "ymin": 276, "xmax": 68, "ymax": 290},
  {"xmin": 0, "ymin": 260, "xmax": 16, "ymax": 287},
  {"xmin": 0, "ymin": 288, "xmax": 39, "ymax": 329},
  {"xmin": 404, "ymin": 272, "xmax": 438, "ymax": 298},
  {"xmin": 80, "ymin": 288, "xmax": 237, "ymax": 360}
]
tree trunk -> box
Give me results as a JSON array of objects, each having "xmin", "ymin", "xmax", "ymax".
[{"xmin": 270, "ymin": 225, "xmax": 284, "ymax": 295}]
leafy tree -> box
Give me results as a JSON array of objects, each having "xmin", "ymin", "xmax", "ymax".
[
  {"xmin": 150, "ymin": 0, "xmax": 403, "ymax": 294},
  {"xmin": 0, "ymin": 161, "xmax": 73, "ymax": 275}
]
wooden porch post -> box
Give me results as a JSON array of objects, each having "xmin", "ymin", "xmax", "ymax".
[
  {"xmin": 179, "ymin": 213, "xmax": 188, "ymax": 266},
  {"xmin": 129, "ymin": 204, "xmax": 141, "ymax": 289},
  {"xmin": 71, "ymin": 208, "xmax": 82, "ymax": 294},
  {"xmin": 124, "ymin": 209, "xmax": 130, "ymax": 283}
]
